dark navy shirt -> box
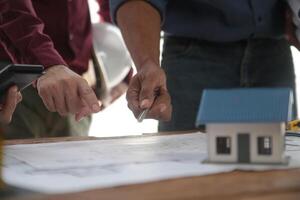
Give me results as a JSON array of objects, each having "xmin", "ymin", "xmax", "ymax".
[{"xmin": 110, "ymin": 0, "xmax": 287, "ymax": 42}]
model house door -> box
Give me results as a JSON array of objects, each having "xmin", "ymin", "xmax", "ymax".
[{"xmin": 238, "ymin": 133, "xmax": 250, "ymax": 163}]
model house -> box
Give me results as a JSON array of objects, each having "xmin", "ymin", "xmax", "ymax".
[{"xmin": 196, "ymin": 88, "xmax": 293, "ymax": 164}]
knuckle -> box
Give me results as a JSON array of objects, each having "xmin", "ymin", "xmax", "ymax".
[
  {"xmin": 48, "ymin": 106, "xmax": 56, "ymax": 113},
  {"xmin": 57, "ymin": 109, "xmax": 67, "ymax": 116},
  {"xmin": 43, "ymin": 103, "xmax": 51, "ymax": 112},
  {"xmin": 61, "ymin": 112, "xmax": 68, "ymax": 117},
  {"xmin": 65, "ymin": 88, "xmax": 76, "ymax": 100},
  {"xmin": 140, "ymin": 88, "xmax": 152, "ymax": 98},
  {"xmin": 38, "ymin": 87, "xmax": 47, "ymax": 97},
  {"xmin": 49, "ymin": 105, "xmax": 57, "ymax": 112},
  {"xmin": 60, "ymin": 78, "xmax": 70, "ymax": 86},
  {"xmin": 77, "ymin": 77, "xmax": 87, "ymax": 85},
  {"xmin": 63, "ymin": 79, "xmax": 74, "ymax": 91},
  {"xmin": 41, "ymin": 99, "xmax": 51, "ymax": 111},
  {"xmin": 80, "ymin": 78, "xmax": 89, "ymax": 85},
  {"xmin": 67, "ymin": 102, "xmax": 79, "ymax": 113},
  {"xmin": 38, "ymin": 83, "xmax": 48, "ymax": 92},
  {"xmin": 49, "ymin": 82, "xmax": 59, "ymax": 93},
  {"xmin": 81, "ymin": 87, "xmax": 93, "ymax": 95},
  {"xmin": 59, "ymin": 78, "xmax": 74, "ymax": 90}
]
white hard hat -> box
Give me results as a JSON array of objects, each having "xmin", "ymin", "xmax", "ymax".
[{"xmin": 92, "ymin": 22, "xmax": 132, "ymax": 90}]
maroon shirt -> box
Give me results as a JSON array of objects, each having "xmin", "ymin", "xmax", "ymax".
[{"xmin": 0, "ymin": 0, "xmax": 111, "ymax": 75}]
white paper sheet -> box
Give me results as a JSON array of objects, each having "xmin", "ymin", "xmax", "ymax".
[{"xmin": 3, "ymin": 132, "xmax": 300, "ymax": 194}]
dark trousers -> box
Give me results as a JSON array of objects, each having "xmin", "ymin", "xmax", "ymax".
[{"xmin": 159, "ymin": 37, "xmax": 296, "ymax": 131}]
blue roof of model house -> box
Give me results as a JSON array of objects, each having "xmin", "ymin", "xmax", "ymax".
[{"xmin": 196, "ymin": 88, "xmax": 293, "ymax": 126}]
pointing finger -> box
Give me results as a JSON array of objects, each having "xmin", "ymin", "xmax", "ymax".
[{"xmin": 78, "ymin": 80, "xmax": 101, "ymax": 113}]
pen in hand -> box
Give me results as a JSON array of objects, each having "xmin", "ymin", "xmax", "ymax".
[
  {"xmin": 137, "ymin": 108, "xmax": 150, "ymax": 123},
  {"xmin": 137, "ymin": 90, "xmax": 159, "ymax": 123}
]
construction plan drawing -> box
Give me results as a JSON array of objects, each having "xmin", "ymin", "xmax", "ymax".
[{"xmin": 3, "ymin": 132, "xmax": 300, "ymax": 194}]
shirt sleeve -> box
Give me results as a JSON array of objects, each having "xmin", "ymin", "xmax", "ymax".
[
  {"xmin": 97, "ymin": 0, "xmax": 112, "ymax": 23},
  {"xmin": 0, "ymin": 0, "xmax": 67, "ymax": 68},
  {"xmin": 109, "ymin": 0, "xmax": 168, "ymax": 24}
]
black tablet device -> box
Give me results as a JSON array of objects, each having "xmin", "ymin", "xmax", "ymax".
[{"xmin": 0, "ymin": 64, "xmax": 44, "ymax": 102}]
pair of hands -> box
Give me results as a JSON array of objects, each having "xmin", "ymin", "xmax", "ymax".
[
  {"xmin": 31, "ymin": 7, "xmax": 299, "ymax": 123},
  {"xmin": 1, "ymin": 63, "xmax": 171, "ymax": 125},
  {"xmin": 37, "ymin": 63, "xmax": 171, "ymax": 122},
  {"xmin": 38, "ymin": 63, "xmax": 172, "ymax": 122}
]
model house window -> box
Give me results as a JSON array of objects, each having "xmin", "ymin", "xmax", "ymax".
[
  {"xmin": 257, "ymin": 137, "xmax": 272, "ymax": 155},
  {"xmin": 216, "ymin": 137, "xmax": 231, "ymax": 154}
]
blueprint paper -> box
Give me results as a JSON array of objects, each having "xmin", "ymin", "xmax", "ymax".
[{"xmin": 2, "ymin": 132, "xmax": 300, "ymax": 194}]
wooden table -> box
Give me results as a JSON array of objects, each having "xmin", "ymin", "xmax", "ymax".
[{"xmin": 3, "ymin": 133, "xmax": 300, "ymax": 200}]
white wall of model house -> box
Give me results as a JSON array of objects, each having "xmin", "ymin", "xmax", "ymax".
[{"xmin": 206, "ymin": 123, "xmax": 287, "ymax": 164}]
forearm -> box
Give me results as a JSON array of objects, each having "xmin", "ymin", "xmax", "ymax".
[{"xmin": 116, "ymin": 1, "xmax": 161, "ymax": 70}]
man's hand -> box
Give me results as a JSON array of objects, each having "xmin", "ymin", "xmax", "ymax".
[
  {"xmin": 126, "ymin": 60, "xmax": 172, "ymax": 121},
  {"xmin": 0, "ymin": 86, "xmax": 22, "ymax": 124},
  {"xmin": 37, "ymin": 65, "xmax": 101, "ymax": 121},
  {"xmin": 116, "ymin": 1, "xmax": 171, "ymax": 120}
]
